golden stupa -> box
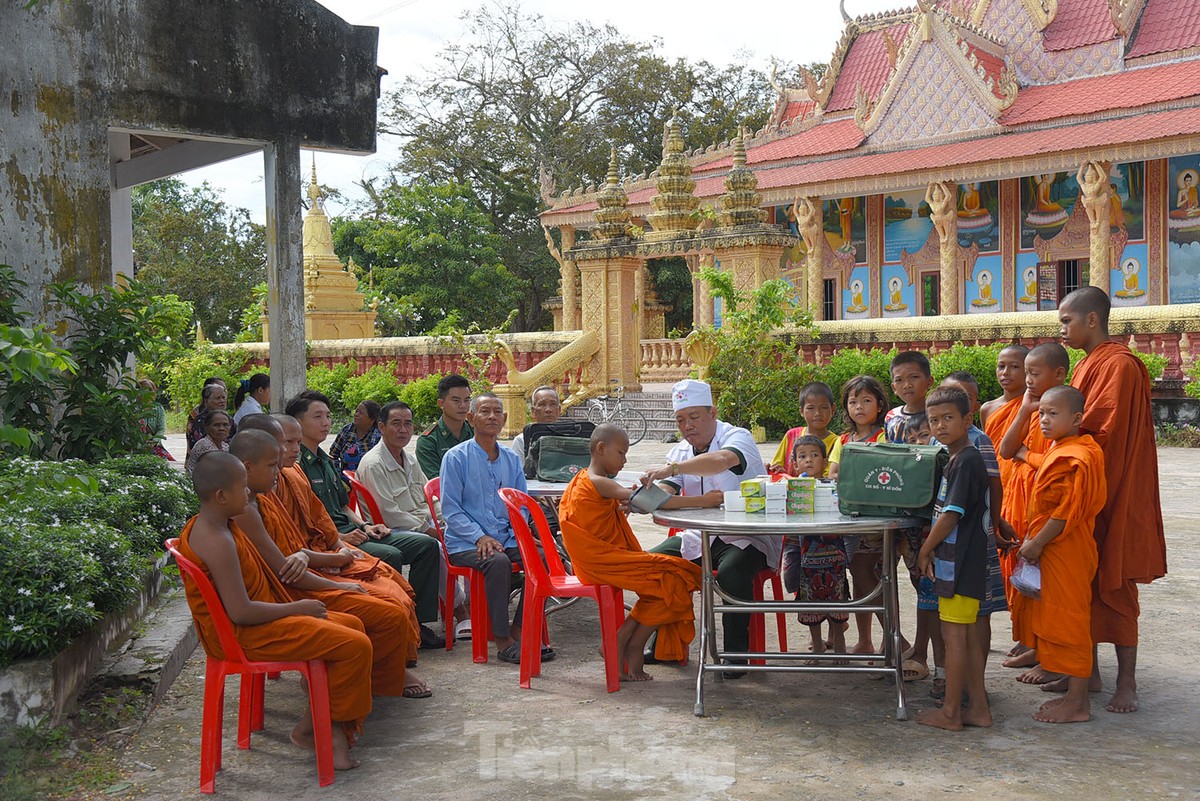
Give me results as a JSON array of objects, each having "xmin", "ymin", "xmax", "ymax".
[{"xmin": 262, "ymin": 161, "xmax": 377, "ymax": 341}]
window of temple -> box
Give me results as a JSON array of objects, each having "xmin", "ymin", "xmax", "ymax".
[
  {"xmin": 1056, "ymin": 259, "xmax": 1087, "ymax": 302},
  {"xmin": 920, "ymin": 272, "xmax": 940, "ymax": 316},
  {"xmin": 823, "ymin": 279, "xmax": 838, "ymax": 321}
]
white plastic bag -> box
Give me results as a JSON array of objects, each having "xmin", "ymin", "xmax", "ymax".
[{"xmin": 1011, "ymin": 558, "xmax": 1042, "ymax": 599}]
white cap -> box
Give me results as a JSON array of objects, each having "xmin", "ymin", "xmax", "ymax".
[{"xmin": 672, "ymin": 379, "xmax": 714, "ymax": 412}]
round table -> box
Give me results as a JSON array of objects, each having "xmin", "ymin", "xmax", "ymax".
[{"xmin": 651, "ymin": 507, "xmax": 915, "ymax": 719}]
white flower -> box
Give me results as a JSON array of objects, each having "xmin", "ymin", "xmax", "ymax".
[{"xmin": 17, "ymin": 588, "xmax": 31, "ymax": 596}]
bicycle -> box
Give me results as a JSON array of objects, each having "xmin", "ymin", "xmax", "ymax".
[{"xmin": 585, "ymin": 385, "xmax": 648, "ymax": 445}]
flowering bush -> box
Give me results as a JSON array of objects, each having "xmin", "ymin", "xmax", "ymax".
[{"xmin": 0, "ymin": 456, "xmax": 196, "ymax": 666}]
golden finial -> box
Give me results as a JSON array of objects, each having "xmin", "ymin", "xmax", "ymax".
[
  {"xmin": 593, "ymin": 145, "xmax": 631, "ymax": 241},
  {"xmin": 307, "ymin": 155, "xmax": 321, "ymax": 206},
  {"xmin": 646, "ymin": 114, "xmax": 699, "ymax": 239},
  {"xmin": 719, "ymin": 127, "xmax": 765, "ymax": 228}
]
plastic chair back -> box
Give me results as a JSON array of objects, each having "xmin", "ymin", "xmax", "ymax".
[
  {"xmin": 343, "ymin": 470, "xmax": 385, "ymax": 525},
  {"xmin": 423, "ymin": 477, "xmax": 445, "ymax": 541},
  {"xmin": 498, "ymin": 488, "xmax": 566, "ymax": 586},
  {"xmin": 166, "ymin": 537, "xmax": 251, "ymax": 666}
]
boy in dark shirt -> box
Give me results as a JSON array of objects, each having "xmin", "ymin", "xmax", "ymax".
[{"xmin": 917, "ymin": 386, "xmax": 993, "ymax": 731}]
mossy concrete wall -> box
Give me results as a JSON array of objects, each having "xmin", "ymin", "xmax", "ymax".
[{"xmin": 0, "ymin": 0, "xmax": 379, "ymax": 321}]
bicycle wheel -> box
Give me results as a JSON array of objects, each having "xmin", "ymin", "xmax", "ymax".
[
  {"xmin": 585, "ymin": 400, "xmax": 607, "ymax": 425},
  {"xmin": 611, "ymin": 406, "xmax": 648, "ymax": 446}
]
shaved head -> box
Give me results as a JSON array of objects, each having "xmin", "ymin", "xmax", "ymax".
[
  {"xmin": 999, "ymin": 344, "xmax": 1030, "ymax": 359},
  {"xmin": 590, "ymin": 423, "xmax": 628, "ymax": 453},
  {"xmin": 236, "ymin": 413, "xmax": 283, "ymax": 440},
  {"xmin": 191, "ymin": 451, "xmax": 246, "ymax": 501},
  {"xmin": 1028, "ymin": 342, "xmax": 1071, "ymax": 372},
  {"xmin": 229, "ymin": 429, "xmax": 281, "ymax": 463},
  {"xmin": 1061, "ymin": 286, "xmax": 1111, "ymax": 329},
  {"xmin": 272, "ymin": 413, "xmax": 301, "ymax": 434},
  {"xmin": 1041, "ymin": 385, "xmax": 1085, "ymax": 415}
]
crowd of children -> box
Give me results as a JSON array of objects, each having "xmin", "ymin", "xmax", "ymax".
[{"xmin": 760, "ymin": 287, "xmax": 1165, "ymax": 729}]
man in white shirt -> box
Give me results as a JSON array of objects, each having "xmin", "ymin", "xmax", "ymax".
[
  {"xmin": 509, "ymin": 385, "xmax": 563, "ymax": 460},
  {"xmin": 357, "ymin": 401, "xmax": 468, "ymax": 638},
  {"xmin": 643, "ymin": 379, "xmax": 774, "ymax": 678}
]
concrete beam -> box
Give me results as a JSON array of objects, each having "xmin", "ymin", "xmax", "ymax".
[
  {"xmin": 112, "ymin": 139, "xmax": 260, "ymax": 190},
  {"xmin": 264, "ymin": 140, "xmax": 306, "ymax": 411}
]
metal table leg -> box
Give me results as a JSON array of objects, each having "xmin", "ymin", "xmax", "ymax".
[
  {"xmin": 883, "ymin": 529, "xmax": 908, "ymax": 721},
  {"xmin": 695, "ymin": 530, "xmax": 716, "ymax": 717}
]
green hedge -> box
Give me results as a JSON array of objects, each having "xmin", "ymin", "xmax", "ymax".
[{"xmin": 0, "ymin": 456, "xmax": 197, "ymax": 667}]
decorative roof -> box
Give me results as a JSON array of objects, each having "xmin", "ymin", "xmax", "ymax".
[
  {"xmin": 692, "ymin": 120, "xmax": 865, "ymax": 173},
  {"xmin": 1041, "ymin": 0, "xmax": 1118, "ymax": 52},
  {"xmin": 1000, "ymin": 58, "xmax": 1200, "ymax": 124},
  {"xmin": 1127, "ymin": 0, "xmax": 1200, "ymax": 58},
  {"xmin": 825, "ymin": 22, "xmax": 914, "ymax": 112}
]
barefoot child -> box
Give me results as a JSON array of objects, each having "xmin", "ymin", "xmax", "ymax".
[
  {"xmin": 998, "ymin": 343, "xmax": 1069, "ymax": 686},
  {"xmin": 559, "ymin": 424, "xmax": 720, "ymax": 680},
  {"xmin": 179, "ymin": 451, "xmax": 372, "ymax": 770},
  {"xmin": 772, "ymin": 382, "xmax": 842, "ymax": 479},
  {"xmin": 779, "ymin": 435, "xmax": 848, "ymax": 660},
  {"xmin": 917, "ymin": 387, "xmax": 993, "ymax": 731},
  {"xmin": 1015, "ymin": 386, "xmax": 1106, "ymax": 723},
  {"xmin": 838, "ymin": 375, "xmax": 889, "ymax": 654}
]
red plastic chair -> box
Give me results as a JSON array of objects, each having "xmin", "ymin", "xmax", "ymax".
[
  {"xmin": 343, "ymin": 470, "xmax": 384, "ymax": 525},
  {"xmin": 667, "ymin": 527, "xmax": 788, "ymax": 666},
  {"xmin": 164, "ymin": 538, "xmax": 336, "ymax": 793},
  {"xmin": 498, "ymin": 488, "xmax": 625, "ymax": 692},
  {"xmin": 423, "ymin": 477, "xmax": 519, "ymax": 663}
]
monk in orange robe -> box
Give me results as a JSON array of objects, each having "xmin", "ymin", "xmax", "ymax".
[
  {"xmin": 1014, "ymin": 386, "xmax": 1106, "ymax": 723},
  {"xmin": 180, "ymin": 451, "xmax": 370, "ymax": 770},
  {"xmin": 980, "ymin": 344, "xmax": 1029, "ymax": 608},
  {"xmin": 228, "ymin": 430, "xmax": 428, "ymax": 698},
  {"xmin": 559, "ymin": 425, "xmax": 719, "ymax": 680},
  {"xmin": 1060, "ymin": 287, "xmax": 1167, "ymax": 713},
  {"xmin": 997, "ymin": 343, "xmax": 1068, "ymax": 677}
]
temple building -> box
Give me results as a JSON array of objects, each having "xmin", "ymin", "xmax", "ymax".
[{"xmin": 541, "ymin": 0, "xmax": 1200, "ymax": 329}]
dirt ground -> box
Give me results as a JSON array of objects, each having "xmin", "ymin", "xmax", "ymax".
[{"xmin": 120, "ymin": 440, "xmax": 1199, "ymax": 801}]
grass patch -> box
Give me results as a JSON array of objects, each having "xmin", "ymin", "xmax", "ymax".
[
  {"xmin": 0, "ymin": 686, "xmax": 150, "ymax": 800},
  {"xmin": 164, "ymin": 409, "xmax": 188, "ymax": 435},
  {"xmin": 1155, "ymin": 423, "xmax": 1200, "ymax": 447}
]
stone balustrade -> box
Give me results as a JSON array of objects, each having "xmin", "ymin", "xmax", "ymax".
[{"xmin": 640, "ymin": 339, "xmax": 693, "ymax": 383}]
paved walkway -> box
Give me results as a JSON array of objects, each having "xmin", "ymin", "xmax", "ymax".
[{"xmin": 124, "ymin": 441, "xmax": 1200, "ymax": 800}]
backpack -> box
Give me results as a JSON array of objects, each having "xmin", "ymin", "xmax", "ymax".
[
  {"xmin": 522, "ymin": 420, "xmax": 596, "ymax": 481},
  {"xmin": 835, "ymin": 442, "xmax": 948, "ymax": 519}
]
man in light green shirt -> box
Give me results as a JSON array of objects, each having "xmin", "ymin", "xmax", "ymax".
[{"xmin": 415, "ymin": 374, "xmax": 473, "ymax": 479}]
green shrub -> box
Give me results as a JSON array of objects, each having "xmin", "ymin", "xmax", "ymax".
[
  {"xmin": 1156, "ymin": 423, "xmax": 1200, "ymax": 447},
  {"xmin": 1134, "ymin": 350, "xmax": 1168, "ymax": 381},
  {"xmin": 1186, "ymin": 360, "xmax": 1200, "ymax": 399},
  {"xmin": 815, "ymin": 347, "xmax": 898, "ymax": 410},
  {"xmin": 340, "ymin": 363, "xmax": 403, "ymax": 413},
  {"xmin": 930, "ymin": 344, "xmax": 1004, "ymax": 401},
  {"xmin": 398, "ymin": 373, "xmax": 444, "ymax": 429},
  {"xmin": 164, "ymin": 341, "xmax": 251, "ymax": 412},
  {"xmin": 305, "ymin": 360, "xmax": 357, "ymax": 415}
]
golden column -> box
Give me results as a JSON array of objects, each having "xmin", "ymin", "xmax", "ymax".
[
  {"xmin": 1078, "ymin": 160, "xmax": 1113, "ymax": 294},
  {"xmin": 696, "ymin": 253, "xmax": 715, "ymax": 326},
  {"xmin": 794, "ymin": 196, "xmax": 825, "ymax": 319},
  {"xmin": 927, "ymin": 180, "xmax": 960, "ymax": 315}
]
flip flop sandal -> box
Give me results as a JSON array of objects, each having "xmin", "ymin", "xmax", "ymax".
[
  {"xmin": 902, "ymin": 659, "xmax": 930, "ymax": 682},
  {"xmin": 930, "ymin": 677, "xmax": 946, "ymax": 700},
  {"xmin": 496, "ymin": 643, "xmax": 521, "ymax": 664},
  {"xmin": 402, "ymin": 684, "xmax": 433, "ymax": 699},
  {"xmin": 454, "ymin": 619, "xmax": 473, "ymax": 640}
]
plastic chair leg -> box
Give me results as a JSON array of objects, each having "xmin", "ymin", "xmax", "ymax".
[
  {"xmin": 770, "ymin": 575, "xmax": 789, "ymax": 653},
  {"xmin": 250, "ymin": 673, "xmax": 265, "ymax": 733},
  {"xmin": 237, "ymin": 674, "xmax": 255, "ymax": 749},
  {"xmin": 519, "ymin": 588, "xmax": 544, "ymax": 689},
  {"xmin": 304, "ymin": 662, "xmax": 336, "ymax": 788},
  {"xmin": 598, "ymin": 590, "xmax": 621, "ymax": 693},
  {"xmin": 200, "ymin": 659, "xmax": 225, "ymax": 794},
  {"xmin": 469, "ymin": 574, "xmax": 491, "ymax": 664},
  {"xmin": 444, "ymin": 576, "xmax": 458, "ymax": 653}
]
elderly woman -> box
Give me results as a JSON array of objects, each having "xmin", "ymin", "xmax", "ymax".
[
  {"xmin": 185, "ymin": 409, "xmax": 233, "ymax": 474},
  {"xmin": 138, "ymin": 378, "xmax": 174, "ymax": 461},
  {"xmin": 331, "ymin": 399, "xmax": 381, "ymax": 474},
  {"xmin": 186, "ymin": 382, "xmax": 236, "ymax": 455}
]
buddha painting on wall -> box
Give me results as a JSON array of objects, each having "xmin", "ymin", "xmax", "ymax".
[
  {"xmin": 971, "ymin": 268, "xmax": 998, "ymax": 308},
  {"xmin": 1168, "ymin": 156, "xmax": 1200, "ymax": 304},
  {"xmin": 956, "ymin": 181, "xmax": 998, "ymax": 251}
]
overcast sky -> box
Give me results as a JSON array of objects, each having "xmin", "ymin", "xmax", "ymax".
[{"xmin": 180, "ymin": 0, "xmax": 906, "ymax": 221}]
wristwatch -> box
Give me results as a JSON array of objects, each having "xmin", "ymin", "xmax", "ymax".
[{"xmin": 670, "ymin": 461, "xmax": 679, "ymax": 476}]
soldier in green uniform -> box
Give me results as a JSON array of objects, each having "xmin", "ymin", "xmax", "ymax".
[{"xmin": 416, "ymin": 374, "xmax": 474, "ymax": 479}]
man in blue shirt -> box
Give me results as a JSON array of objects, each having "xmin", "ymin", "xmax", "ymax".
[{"xmin": 441, "ymin": 392, "xmax": 551, "ymax": 664}]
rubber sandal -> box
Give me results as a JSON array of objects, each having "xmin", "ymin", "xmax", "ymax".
[
  {"xmin": 402, "ymin": 683, "xmax": 433, "ymax": 699},
  {"xmin": 454, "ymin": 619, "xmax": 472, "ymax": 640},
  {"xmin": 496, "ymin": 643, "xmax": 521, "ymax": 664},
  {"xmin": 902, "ymin": 659, "xmax": 930, "ymax": 682},
  {"xmin": 930, "ymin": 677, "xmax": 946, "ymax": 700}
]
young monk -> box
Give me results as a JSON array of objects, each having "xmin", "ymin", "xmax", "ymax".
[
  {"xmin": 1060, "ymin": 286, "xmax": 1167, "ymax": 713},
  {"xmin": 559, "ymin": 424, "xmax": 720, "ymax": 681},
  {"xmin": 998, "ymin": 343, "xmax": 1069, "ymax": 683},
  {"xmin": 180, "ymin": 451, "xmax": 371, "ymax": 770},
  {"xmin": 980, "ymin": 344, "xmax": 1030, "ymax": 664},
  {"xmin": 239, "ymin": 414, "xmax": 424, "ymax": 666},
  {"xmin": 227, "ymin": 430, "xmax": 428, "ymax": 699},
  {"xmin": 1014, "ymin": 386, "xmax": 1107, "ymax": 723}
]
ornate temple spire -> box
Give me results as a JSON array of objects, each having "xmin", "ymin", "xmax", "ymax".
[
  {"xmin": 593, "ymin": 146, "xmax": 631, "ymax": 241},
  {"xmin": 720, "ymin": 128, "xmax": 765, "ymax": 227},
  {"xmin": 646, "ymin": 113, "xmax": 699, "ymax": 240}
]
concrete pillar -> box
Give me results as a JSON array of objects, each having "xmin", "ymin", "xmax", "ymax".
[
  {"xmin": 579, "ymin": 256, "xmax": 642, "ymax": 391},
  {"xmin": 264, "ymin": 140, "xmax": 306, "ymax": 410},
  {"xmin": 927, "ymin": 181, "xmax": 959, "ymax": 315},
  {"xmin": 720, "ymin": 244, "xmax": 786, "ymax": 299},
  {"xmin": 108, "ymin": 132, "xmax": 133, "ymax": 283},
  {"xmin": 560, "ymin": 226, "xmax": 579, "ymax": 330},
  {"xmin": 696, "ymin": 253, "xmax": 715, "ymax": 327}
]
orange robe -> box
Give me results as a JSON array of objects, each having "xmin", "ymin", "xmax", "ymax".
[
  {"xmin": 177, "ymin": 516, "xmax": 373, "ymax": 731},
  {"xmin": 255, "ymin": 493, "xmax": 412, "ymax": 695},
  {"xmin": 559, "ymin": 471, "xmax": 702, "ymax": 662},
  {"xmin": 1014, "ymin": 435, "xmax": 1106, "ymax": 677},
  {"xmin": 1072, "ymin": 341, "xmax": 1168, "ymax": 645},
  {"xmin": 983, "ymin": 396, "xmax": 1025, "ymax": 593}
]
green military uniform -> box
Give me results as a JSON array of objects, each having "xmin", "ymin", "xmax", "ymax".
[
  {"xmin": 415, "ymin": 417, "xmax": 474, "ymax": 479},
  {"xmin": 297, "ymin": 443, "xmax": 441, "ymax": 624}
]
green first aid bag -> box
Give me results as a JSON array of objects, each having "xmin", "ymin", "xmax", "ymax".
[
  {"xmin": 835, "ymin": 442, "xmax": 948, "ymax": 519},
  {"xmin": 528, "ymin": 435, "xmax": 592, "ymax": 483}
]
